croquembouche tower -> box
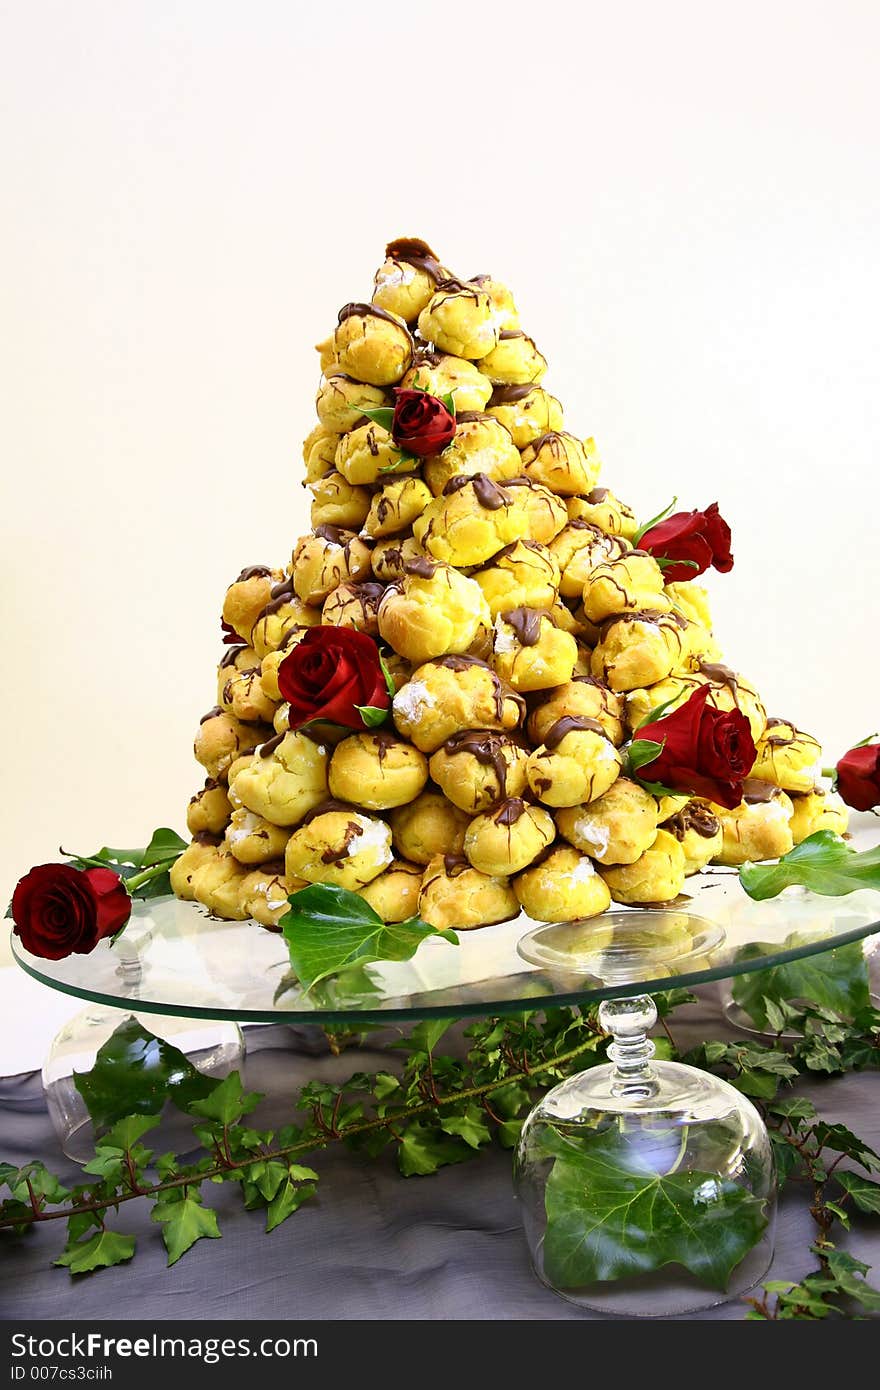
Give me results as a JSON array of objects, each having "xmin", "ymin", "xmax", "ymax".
[{"xmin": 170, "ymin": 238, "xmax": 848, "ymax": 933}]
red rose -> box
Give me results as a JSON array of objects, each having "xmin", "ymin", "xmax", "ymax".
[
  {"xmin": 391, "ymin": 388, "xmax": 456, "ymax": 457},
  {"xmin": 12, "ymin": 863, "xmax": 132, "ymax": 961},
  {"xmin": 835, "ymin": 743, "xmax": 880, "ymax": 812},
  {"xmin": 631, "ymin": 685, "xmax": 756, "ymax": 809},
  {"xmin": 277, "ymin": 627, "xmax": 390, "ymax": 731},
  {"xmin": 640, "ymin": 503, "xmax": 733, "ymax": 583}
]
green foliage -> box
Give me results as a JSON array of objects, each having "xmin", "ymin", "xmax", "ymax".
[
  {"xmin": 626, "ymin": 738, "xmax": 665, "ymax": 774},
  {"xmin": 152, "ymin": 1191, "xmax": 221, "ymax": 1265},
  {"xmin": 74, "ymin": 1018, "xmax": 217, "ymax": 1130},
  {"xmin": 739, "ymin": 830, "xmax": 880, "ymax": 900},
  {"xmin": 540, "ymin": 1124, "xmax": 767, "ymax": 1290},
  {"xmin": 731, "ymin": 937, "xmax": 870, "ymax": 1027},
  {"xmin": 355, "ymin": 703, "xmax": 390, "ymax": 729},
  {"xmin": 64, "ymin": 826, "xmax": 188, "ymax": 909},
  {"xmin": 279, "ymin": 883, "xmax": 457, "ymax": 992},
  {"xmin": 55, "ymin": 1229, "xmax": 136, "ymax": 1275}
]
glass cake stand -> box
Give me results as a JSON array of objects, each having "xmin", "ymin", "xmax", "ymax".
[{"xmin": 10, "ymin": 873, "xmax": 880, "ymax": 1317}]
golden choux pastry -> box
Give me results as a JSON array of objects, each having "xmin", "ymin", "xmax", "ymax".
[
  {"xmin": 598, "ymin": 829, "xmax": 687, "ymax": 905},
  {"xmin": 239, "ymin": 862, "xmax": 297, "ymax": 930},
  {"xmin": 414, "ymin": 474, "xmax": 525, "ymax": 566},
  {"xmin": 401, "ymin": 347, "xmax": 493, "ymax": 413},
  {"xmin": 590, "ymin": 612, "xmax": 689, "ymax": 692},
  {"xmin": 335, "ymin": 421, "xmax": 415, "ymax": 485},
  {"xmin": 664, "ymin": 581, "xmax": 712, "ymax": 630},
  {"xmin": 419, "ymin": 854, "xmax": 519, "ymax": 931},
  {"xmin": 225, "ymin": 754, "xmax": 255, "ymax": 808},
  {"xmin": 310, "ymin": 471, "xmax": 372, "ymax": 530},
  {"xmin": 391, "ymin": 655, "xmax": 524, "ymax": 752},
  {"xmin": 566, "ymin": 485, "xmax": 638, "ymax": 541},
  {"xmin": 550, "ymin": 522, "xmax": 631, "ymax": 598},
  {"xmin": 314, "ymin": 334, "xmax": 339, "ymax": 375},
  {"xmin": 429, "ymin": 730, "xmax": 528, "ymax": 814},
  {"xmin": 377, "ymin": 559, "xmax": 491, "ymax": 665},
  {"xmin": 285, "ymin": 803, "xmax": 393, "ymax": 889},
  {"xmin": 492, "ymin": 608, "xmax": 578, "ymax": 692},
  {"xmin": 229, "ymin": 730, "xmax": 329, "ymax": 826},
  {"xmin": 302, "ymin": 425, "xmax": 339, "ymax": 482},
  {"xmin": 333, "ymin": 302, "xmax": 413, "ymax": 386},
  {"xmin": 422, "ymin": 413, "xmax": 521, "ymax": 496},
  {"xmin": 380, "ymin": 651, "xmax": 413, "ymax": 693},
  {"xmin": 679, "ymin": 617, "xmax": 722, "ymax": 667},
  {"xmin": 653, "ymin": 792, "xmax": 690, "ymax": 822},
  {"xmin": 625, "ymin": 666, "xmax": 767, "ymax": 745},
  {"xmin": 526, "ymin": 717, "xmax": 622, "ymax": 808},
  {"xmin": 487, "ymin": 384, "xmax": 564, "ymax": 448},
  {"xmin": 259, "ymin": 627, "xmax": 312, "ymax": 701},
  {"xmin": 320, "ymin": 580, "xmax": 385, "ymax": 637},
  {"xmin": 556, "ymin": 777, "xmax": 659, "ymax": 865},
  {"xmin": 471, "ymin": 273, "xmax": 520, "ymax": 331},
  {"xmin": 364, "ymin": 476, "xmax": 433, "ymax": 538},
  {"xmin": 476, "ymin": 330, "xmax": 547, "ymax": 386},
  {"xmin": 216, "ymin": 643, "xmax": 259, "ymax": 704},
  {"xmin": 218, "ymin": 651, "xmax": 279, "ymax": 725},
  {"xmin": 514, "ymin": 846, "xmax": 612, "ymax": 923},
  {"xmin": 372, "ymin": 237, "xmax": 447, "ymax": 324},
  {"xmin": 417, "ymin": 279, "xmax": 500, "ymax": 360},
  {"xmin": 370, "ymin": 536, "xmax": 427, "ymax": 582},
  {"xmin": 750, "ymin": 718, "xmax": 822, "ymax": 794},
  {"xmin": 359, "ymin": 858, "xmax": 424, "ymax": 922},
  {"xmin": 328, "ymin": 731, "xmax": 428, "ymax": 809},
  {"xmin": 169, "ymin": 836, "xmax": 223, "ymax": 902},
  {"xmin": 503, "ymin": 476, "xmax": 568, "ymax": 543},
  {"xmin": 581, "ymin": 552, "xmax": 670, "ymax": 624},
  {"xmin": 222, "ymin": 565, "xmax": 283, "ymax": 643},
  {"xmin": 789, "ymin": 789, "xmax": 849, "ymax": 844},
  {"xmin": 662, "ymin": 801, "xmax": 724, "ymax": 874},
  {"xmin": 187, "ymin": 779, "xmax": 233, "ymax": 837},
  {"xmin": 194, "ymin": 710, "xmax": 270, "ymax": 782},
  {"xmin": 474, "ymin": 541, "xmax": 560, "ymax": 618},
  {"xmin": 224, "ymin": 807, "xmax": 290, "ymax": 865},
  {"xmin": 291, "ymin": 527, "xmax": 373, "ymax": 606},
  {"xmin": 520, "ymin": 432, "xmax": 600, "ymax": 496},
  {"xmin": 250, "ymin": 579, "xmax": 322, "ymax": 658},
  {"xmin": 463, "ymin": 797, "xmax": 555, "ymax": 876},
  {"xmin": 190, "ymin": 847, "xmax": 249, "ymax": 920},
  {"xmin": 528, "ymin": 676, "xmax": 626, "ymax": 748},
  {"xmin": 711, "ymin": 781, "xmax": 795, "ymax": 866},
  {"xmin": 389, "ymin": 790, "xmax": 471, "ymax": 865},
  {"xmin": 315, "ymin": 375, "xmax": 386, "ymax": 434}
]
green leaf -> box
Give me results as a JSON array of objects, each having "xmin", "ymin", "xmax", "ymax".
[
  {"xmin": 142, "ymin": 828, "xmax": 188, "ymax": 866},
  {"xmin": 5, "ymin": 1162, "xmax": 71, "ymax": 1206},
  {"xmin": 151, "ymin": 1193, "xmax": 221, "ymax": 1266},
  {"xmin": 188, "ymin": 1072, "xmax": 263, "ymax": 1127},
  {"xmin": 55, "ymin": 1229, "xmax": 136, "ymax": 1275},
  {"xmin": 265, "ymin": 1168, "xmax": 319, "ymax": 1233},
  {"xmin": 397, "ymin": 1122, "xmax": 473, "ymax": 1176},
  {"xmin": 634, "ymin": 689, "xmax": 686, "ymax": 731},
  {"xmin": 632, "ymin": 495, "xmax": 677, "ymax": 546},
  {"xmin": 404, "ymin": 1019, "xmax": 451, "ymax": 1055},
  {"xmin": 74, "ymin": 1018, "xmax": 217, "ymax": 1131},
  {"xmin": 835, "ymin": 1172, "xmax": 880, "ymax": 1214},
  {"xmin": 355, "ymin": 703, "xmax": 390, "ymax": 729},
  {"xmin": 358, "ymin": 405, "xmax": 395, "ymax": 432},
  {"xmin": 812, "ymin": 1122, "xmax": 880, "ymax": 1172},
  {"xmin": 280, "ymin": 883, "xmax": 457, "ymax": 992},
  {"xmin": 767, "ymin": 1096, "xmax": 817, "ymax": 1123},
  {"xmin": 541, "ymin": 1126, "xmax": 768, "ymax": 1291},
  {"xmin": 739, "ymin": 830, "xmax": 880, "ymax": 900},
  {"xmin": 440, "ymin": 390, "xmax": 457, "ymax": 417},
  {"xmin": 439, "ymin": 1106, "xmax": 491, "ymax": 1150},
  {"xmin": 655, "ymin": 557, "xmax": 700, "ymax": 573},
  {"xmin": 101, "ymin": 1114, "xmax": 162, "ymax": 1152},
  {"xmin": 731, "ymin": 937, "xmax": 870, "ymax": 1027},
  {"xmin": 627, "ymin": 738, "xmax": 665, "ymax": 773},
  {"xmin": 0, "ymin": 1162, "xmax": 18, "ymax": 1192}
]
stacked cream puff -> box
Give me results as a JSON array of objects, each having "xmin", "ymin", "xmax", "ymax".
[{"xmin": 171, "ymin": 237, "xmax": 846, "ymax": 931}]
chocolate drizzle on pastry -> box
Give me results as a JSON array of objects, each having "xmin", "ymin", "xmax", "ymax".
[
  {"xmin": 193, "ymin": 830, "xmax": 224, "ymax": 847},
  {"xmin": 492, "ymin": 797, "xmax": 530, "ymax": 826},
  {"xmin": 542, "ymin": 715, "xmax": 605, "ymax": 750},
  {"xmin": 384, "ymin": 237, "xmax": 445, "ymax": 282},
  {"xmin": 337, "ymin": 302, "xmax": 413, "ymax": 337},
  {"xmin": 199, "ymin": 707, "xmax": 223, "ymax": 725},
  {"xmin": 442, "ymin": 854, "xmax": 472, "ymax": 878},
  {"xmin": 665, "ymin": 802, "xmax": 721, "ymax": 841},
  {"xmin": 500, "ymin": 607, "xmax": 546, "ymax": 647},
  {"xmin": 235, "ymin": 564, "xmax": 273, "ymax": 582},
  {"xmin": 489, "ymin": 383, "xmax": 539, "ymax": 405},
  {"xmin": 442, "ymin": 729, "xmax": 512, "ymax": 799},
  {"xmin": 585, "ymin": 487, "xmax": 610, "ymax": 504},
  {"xmin": 258, "ymin": 732, "xmax": 286, "ymax": 758},
  {"xmin": 402, "ymin": 554, "xmax": 439, "ymax": 579},
  {"xmin": 442, "ymin": 472, "xmax": 508, "ymax": 510},
  {"xmin": 741, "ymin": 778, "xmax": 782, "ymax": 804}
]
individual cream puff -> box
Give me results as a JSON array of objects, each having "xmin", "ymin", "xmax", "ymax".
[
  {"xmin": 359, "ymin": 858, "xmax": 424, "ymax": 922},
  {"xmin": 750, "ymin": 718, "xmax": 822, "ymax": 794},
  {"xmin": 229, "ymin": 730, "xmax": 329, "ymax": 826},
  {"xmin": 377, "ymin": 559, "xmax": 491, "ymax": 664},
  {"xmin": 328, "ymin": 731, "xmax": 428, "ymax": 809},
  {"xmin": 526, "ymin": 717, "xmax": 622, "ymax": 808},
  {"xmin": 372, "ymin": 237, "xmax": 447, "ymax": 324},
  {"xmin": 419, "ymin": 854, "xmax": 519, "ymax": 931},
  {"xmin": 422, "ymin": 413, "xmax": 521, "ymax": 496},
  {"xmin": 711, "ymin": 781, "xmax": 795, "ymax": 866},
  {"xmin": 391, "ymin": 655, "xmax": 524, "ymax": 752},
  {"xmin": 400, "ymin": 346, "xmax": 493, "ymax": 413},
  {"xmin": 514, "ymin": 846, "xmax": 612, "ymax": 922},
  {"xmin": 417, "ymin": 279, "xmax": 500, "ymax": 360},
  {"xmin": 555, "ymin": 777, "xmax": 659, "ymax": 865},
  {"xmin": 194, "ymin": 710, "xmax": 270, "ymax": 782},
  {"xmin": 487, "ymin": 384, "xmax": 564, "ymax": 448},
  {"xmin": 335, "ymin": 421, "xmax": 413, "ymax": 485},
  {"xmin": 520, "ymin": 432, "xmax": 600, "ymax": 496},
  {"xmin": 429, "ymin": 730, "xmax": 529, "ymax": 813},
  {"xmin": 315, "ymin": 375, "xmax": 387, "ymax": 434},
  {"xmin": 491, "ymin": 608, "xmax": 578, "ymax": 692},
  {"xmin": 310, "ymin": 471, "xmax": 372, "ymax": 530},
  {"xmin": 566, "ymin": 484, "xmax": 638, "ymax": 541},
  {"xmin": 292, "ymin": 527, "xmax": 373, "ymax": 606},
  {"xmin": 224, "ymin": 807, "xmax": 291, "ymax": 865},
  {"xmin": 222, "ymin": 565, "xmax": 284, "ymax": 643},
  {"xmin": 788, "ymin": 789, "xmax": 849, "ymax": 844},
  {"xmin": 661, "ymin": 801, "xmax": 724, "ymax": 874},
  {"xmin": 285, "ymin": 804, "xmax": 394, "ymax": 889},
  {"xmin": 389, "ymin": 790, "xmax": 471, "ymax": 865},
  {"xmin": 550, "ymin": 522, "xmax": 630, "ymax": 599},
  {"xmin": 187, "ymin": 779, "xmax": 233, "ymax": 838},
  {"xmin": 333, "ymin": 302, "xmax": 413, "ymax": 386},
  {"xmin": 474, "ymin": 541, "xmax": 561, "ymax": 618},
  {"xmin": 581, "ymin": 552, "xmax": 671, "ymax": 624},
  {"xmin": 598, "ymin": 829, "xmax": 687, "ymax": 905},
  {"xmin": 527, "ymin": 676, "xmax": 626, "ymax": 748},
  {"xmin": 590, "ymin": 612, "xmax": 689, "ymax": 692},
  {"xmin": 363, "ymin": 476, "xmax": 433, "ymax": 538},
  {"xmin": 476, "ymin": 330, "xmax": 547, "ymax": 386},
  {"xmin": 463, "ymin": 798, "xmax": 555, "ymax": 876}
]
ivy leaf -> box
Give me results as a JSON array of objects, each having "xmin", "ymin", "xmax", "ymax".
[
  {"xmin": 280, "ymin": 883, "xmax": 457, "ymax": 992},
  {"xmin": 101, "ymin": 1114, "xmax": 162, "ymax": 1152},
  {"xmin": 739, "ymin": 831, "xmax": 880, "ymax": 900},
  {"xmin": 731, "ymin": 938, "xmax": 870, "ymax": 1028},
  {"xmin": 627, "ymin": 738, "xmax": 665, "ymax": 773},
  {"xmin": 355, "ymin": 703, "xmax": 390, "ymax": 729},
  {"xmin": 75, "ymin": 1018, "xmax": 217, "ymax": 1131},
  {"xmin": 188, "ymin": 1073, "xmax": 263, "ymax": 1127},
  {"xmin": 812, "ymin": 1122, "xmax": 880, "ymax": 1172},
  {"xmin": 397, "ymin": 1122, "xmax": 473, "ymax": 1176},
  {"xmin": 0, "ymin": 1162, "xmax": 18, "ymax": 1192},
  {"xmin": 439, "ymin": 1105, "xmax": 491, "ymax": 1150},
  {"xmin": 632, "ymin": 495, "xmax": 677, "ymax": 546},
  {"xmin": 265, "ymin": 1167, "xmax": 318, "ymax": 1233},
  {"xmin": 835, "ymin": 1172, "xmax": 880, "ymax": 1215},
  {"xmin": 151, "ymin": 1193, "xmax": 221, "ymax": 1266},
  {"xmin": 541, "ymin": 1127, "xmax": 768, "ymax": 1290},
  {"xmin": 55, "ymin": 1229, "xmax": 136, "ymax": 1275}
]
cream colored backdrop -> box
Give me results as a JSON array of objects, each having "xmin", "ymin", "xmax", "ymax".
[{"xmin": 2, "ymin": 1, "xmax": 879, "ymax": 972}]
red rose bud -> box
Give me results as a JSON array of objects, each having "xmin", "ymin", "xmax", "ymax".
[
  {"xmin": 277, "ymin": 626, "xmax": 391, "ymax": 732},
  {"xmin": 835, "ymin": 743, "xmax": 880, "ymax": 812},
  {"xmin": 12, "ymin": 863, "xmax": 132, "ymax": 961},
  {"xmin": 632, "ymin": 684, "xmax": 756, "ymax": 809},
  {"xmin": 391, "ymin": 388, "xmax": 455, "ymax": 457},
  {"xmin": 640, "ymin": 503, "xmax": 733, "ymax": 584}
]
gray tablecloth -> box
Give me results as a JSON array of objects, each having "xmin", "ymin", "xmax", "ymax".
[{"xmin": 1, "ymin": 989, "xmax": 878, "ymax": 1321}]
